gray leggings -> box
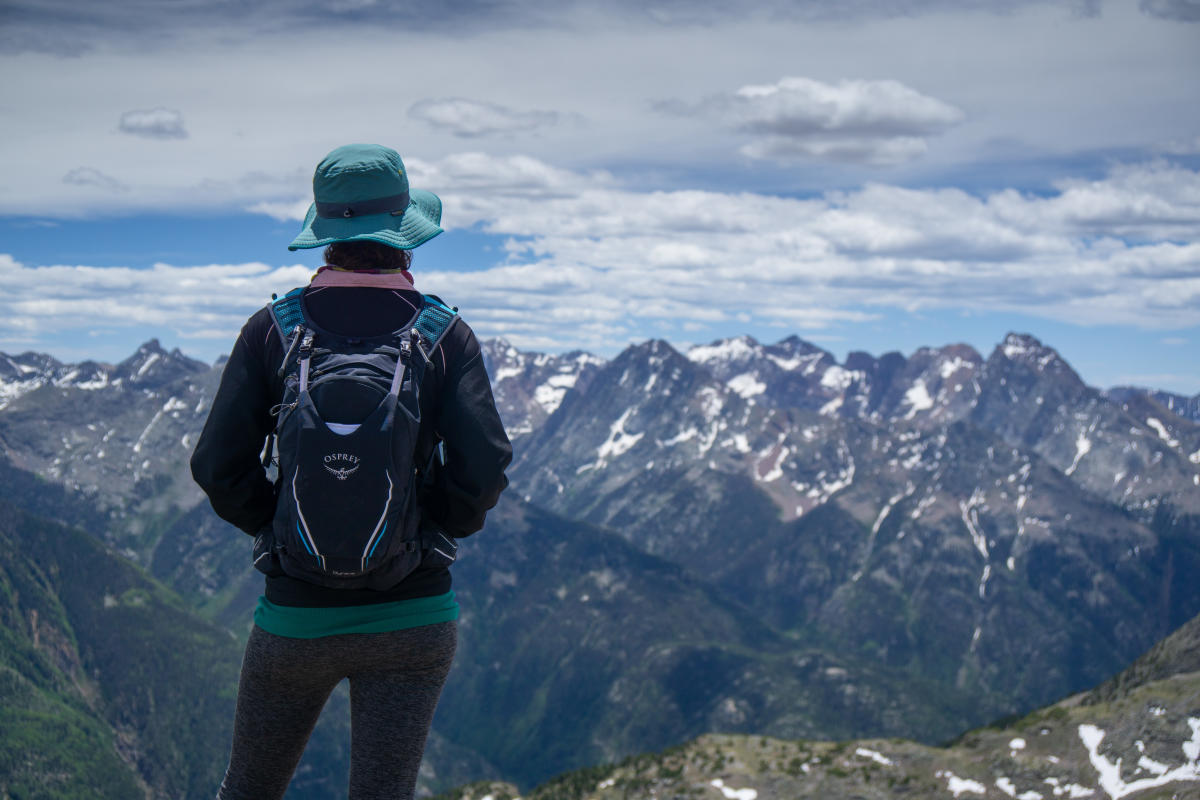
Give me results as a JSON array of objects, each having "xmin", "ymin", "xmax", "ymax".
[{"xmin": 217, "ymin": 621, "xmax": 457, "ymax": 800}]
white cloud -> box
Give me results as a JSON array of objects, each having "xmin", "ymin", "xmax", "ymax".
[
  {"xmin": 408, "ymin": 98, "xmax": 559, "ymax": 138},
  {"xmin": 2, "ymin": 156, "xmax": 1198, "ymax": 360},
  {"xmin": 662, "ymin": 77, "xmax": 964, "ymax": 165},
  {"xmin": 0, "ymin": 255, "xmax": 310, "ymax": 348},
  {"xmin": 10, "ymin": 153, "xmax": 1197, "ymax": 359},
  {"xmin": 11, "ymin": 154, "xmax": 1173, "ymax": 356},
  {"xmin": 251, "ymin": 152, "xmax": 616, "ymax": 229},
  {"xmin": 118, "ymin": 107, "xmax": 188, "ymax": 139},
  {"xmin": 246, "ymin": 199, "xmax": 311, "ymax": 222},
  {"xmin": 435, "ymin": 156, "xmax": 1200, "ymax": 333}
]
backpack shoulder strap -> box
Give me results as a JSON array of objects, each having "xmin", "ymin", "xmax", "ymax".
[
  {"xmin": 412, "ymin": 294, "xmax": 458, "ymax": 355},
  {"xmin": 267, "ymin": 286, "xmax": 308, "ymax": 346}
]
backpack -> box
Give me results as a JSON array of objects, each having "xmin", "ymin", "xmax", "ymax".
[{"xmin": 254, "ymin": 286, "xmax": 459, "ymax": 590}]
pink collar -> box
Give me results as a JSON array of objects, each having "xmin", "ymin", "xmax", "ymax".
[{"xmin": 310, "ymin": 266, "xmax": 416, "ymax": 291}]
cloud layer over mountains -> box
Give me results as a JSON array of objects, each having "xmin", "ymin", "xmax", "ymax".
[{"xmin": 3, "ymin": 157, "xmax": 1197, "ymax": 360}]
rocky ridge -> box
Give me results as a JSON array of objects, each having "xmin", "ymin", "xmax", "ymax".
[{"xmin": 437, "ymin": 610, "xmax": 1200, "ymax": 800}]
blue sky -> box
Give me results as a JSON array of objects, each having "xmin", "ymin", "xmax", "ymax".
[{"xmin": 1, "ymin": 0, "xmax": 1198, "ymax": 394}]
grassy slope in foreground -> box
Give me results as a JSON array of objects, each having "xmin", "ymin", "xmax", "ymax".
[{"xmin": 434, "ymin": 611, "xmax": 1200, "ymax": 800}]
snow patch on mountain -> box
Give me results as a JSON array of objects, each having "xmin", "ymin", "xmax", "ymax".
[
  {"xmin": 939, "ymin": 356, "xmax": 976, "ymax": 379},
  {"xmin": 904, "ymin": 380, "xmax": 934, "ymax": 419},
  {"xmin": 855, "ymin": 747, "xmax": 895, "ymax": 766},
  {"xmin": 821, "ymin": 365, "xmax": 862, "ymax": 392},
  {"xmin": 1145, "ymin": 417, "xmax": 1180, "ymax": 449},
  {"xmin": 687, "ymin": 337, "xmax": 758, "ymax": 365},
  {"xmin": 493, "ymin": 366, "xmax": 522, "ymax": 382},
  {"xmin": 1065, "ymin": 432, "xmax": 1092, "ymax": 476},
  {"xmin": 594, "ymin": 408, "xmax": 643, "ymax": 464},
  {"xmin": 710, "ymin": 778, "xmax": 757, "ymax": 800},
  {"xmin": 0, "ymin": 378, "xmax": 41, "ymax": 409},
  {"xmin": 660, "ymin": 427, "xmax": 698, "ymax": 447},
  {"xmin": 769, "ymin": 351, "xmax": 823, "ymax": 373},
  {"xmin": 75, "ymin": 372, "xmax": 110, "ymax": 390},
  {"xmin": 937, "ymin": 770, "xmax": 988, "ymax": 797},
  {"xmin": 819, "ymin": 396, "xmax": 843, "ymax": 416},
  {"xmin": 534, "ymin": 372, "xmax": 579, "ymax": 415},
  {"xmin": 1003, "ymin": 340, "xmax": 1032, "ymax": 360},
  {"xmin": 757, "ymin": 441, "xmax": 788, "ymax": 483},
  {"xmin": 136, "ymin": 352, "xmax": 161, "ymax": 377},
  {"xmin": 1078, "ymin": 719, "xmax": 1200, "ymax": 799},
  {"xmin": 727, "ymin": 373, "xmax": 766, "ymax": 398}
]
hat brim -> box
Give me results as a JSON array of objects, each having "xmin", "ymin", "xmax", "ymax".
[{"xmin": 287, "ymin": 188, "xmax": 443, "ymax": 251}]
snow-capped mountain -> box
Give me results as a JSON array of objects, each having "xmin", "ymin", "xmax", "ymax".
[
  {"xmin": 1, "ymin": 330, "xmax": 1198, "ymax": 793},
  {"xmin": 480, "ymin": 338, "xmax": 605, "ymax": 439},
  {"xmin": 0, "ymin": 340, "xmax": 215, "ymax": 522},
  {"xmin": 507, "ymin": 330, "xmax": 1200, "ymax": 722}
]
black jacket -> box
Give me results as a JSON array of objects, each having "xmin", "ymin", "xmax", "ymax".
[{"xmin": 190, "ymin": 284, "xmax": 512, "ymax": 607}]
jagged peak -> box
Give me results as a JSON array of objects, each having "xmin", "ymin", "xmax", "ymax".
[
  {"xmin": 114, "ymin": 339, "xmax": 208, "ymax": 381},
  {"xmin": 686, "ymin": 335, "xmax": 762, "ymax": 364},
  {"xmin": 987, "ymin": 332, "xmax": 1088, "ymax": 392},
  {"xmin": 609, "ymin": 339, "xmax": 689, "ymax": 373},
  {"xmin": 565, "ymin": 349, "xmax": 607, "ymax": 367},
  {"xmin": 998, "ymin": 332, "xmax": 1054, "ymax": 361},
  {"xmin": 910, "ymin": 342, "xmax": 983, "ymax": 362},
  {"xmin": 632, "ymin": 338, "xmax": 681, "ymax": 357},
  {"xmin": 481, "ymin": 337, "xmax": 526, "ymax": 367},
  {"xmin": 844, "ymin": 350, "xmax": 882, "ymax": 372},
  {"xmin": 771, "ymin": 334, "xmax": 829, "ymax": 355},
  {"xmin": 482, "ymin": 335, "xmax": 516, "ymax": 354},
  {"xmin": 8, "ymin": 351, "xmax": 64, "ymax": 372}
]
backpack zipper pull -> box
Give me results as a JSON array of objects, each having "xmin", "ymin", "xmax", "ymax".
[
  {"xmin": 297, "ymin": 329, "xmax": 317, "ymax": 392},
  {"xmin": 409, "ymin": 328, "xmax": 431, "ymax": 365}
]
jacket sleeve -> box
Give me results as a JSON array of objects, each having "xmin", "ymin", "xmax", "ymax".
[
  {"xmin": 189, "ymin": 320, "xmax": 278, "ymax": 535},
  {"xmin": 427, "ymin": 326, "xmax": 512, "ymax": 537}
]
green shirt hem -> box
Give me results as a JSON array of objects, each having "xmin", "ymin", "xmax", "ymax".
[{"xmin": 253, "ymin": 590, "xmax": 459, "ymax": 639}]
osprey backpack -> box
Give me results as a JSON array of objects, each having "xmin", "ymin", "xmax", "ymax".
[{"xmin": 255, "ymin": 286, "xmax": 458, "ymax": 589}]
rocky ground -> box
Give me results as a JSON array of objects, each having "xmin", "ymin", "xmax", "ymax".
[{"xmin": 434, "ymin": 611, "xmax": 1200, "ymax": 799}]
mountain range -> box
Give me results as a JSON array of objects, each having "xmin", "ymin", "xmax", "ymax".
[{"xmin": 0, "ymin": 330, "xmax": 1197, "ymax": 796}]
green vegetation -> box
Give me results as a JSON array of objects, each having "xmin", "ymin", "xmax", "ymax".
[
  {"xmin": 0, "ymin": 669, "xmax": 143, "ymax": 800},
  {"xmin": 0, "ymin": 492, "xmax": 243, "ymax": 798}
]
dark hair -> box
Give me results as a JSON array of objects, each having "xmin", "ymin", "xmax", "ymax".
[{"xmin": 323, "ymin": 240, "xmax": 413, "ymax": 271}]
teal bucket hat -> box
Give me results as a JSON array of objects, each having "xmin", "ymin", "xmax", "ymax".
[{"xmin": 287, "ymin": 143, "xmax": 443, "ymax": 251}]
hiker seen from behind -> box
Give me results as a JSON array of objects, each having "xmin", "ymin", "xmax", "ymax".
[{"xmin": 191, "ymin": 143, "xmax": 512, "ymax": 800}]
